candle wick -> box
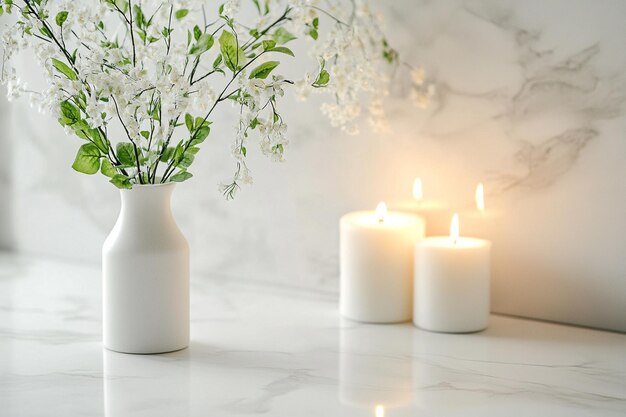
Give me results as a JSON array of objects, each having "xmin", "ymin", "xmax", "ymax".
[{"xmin": 378, "ymin": 218, "xmax": 384, "ymax": 224}]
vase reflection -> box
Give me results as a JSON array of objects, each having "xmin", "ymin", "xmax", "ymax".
[{"xmin": 103, "ymin": 348, "xmax": 191, "ymax": 417}]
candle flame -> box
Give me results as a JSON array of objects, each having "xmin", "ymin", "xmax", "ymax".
[
  {"xmin": 450, "ymin": 213, "xmax": 460, "ymax": 244},
  {"xmin": 376, "ymin": 202, "xmax": 387, "ymax": 223},
  {"xmin": 375, "ymin": 405, "xmax": 385, "ymax": 417},
  {"xmin": 413, "ymin": 177, "xmax": 423, "ymax": 201},
  {"xmin": 476, "ymin": 183, "xmax": 485, "ymax": 212}
]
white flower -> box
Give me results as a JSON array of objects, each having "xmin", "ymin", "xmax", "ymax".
[
  {"xmin": 411, "ymin": 67, "xmax": 426, "ymax": 86},
  {"xmin": 222, "ymin": 0, "xmax": 241, "ymax": 16},
  {"xmin": 86, "ymin": 93, "xmax": 105, "ymax": 129},
  {"xmin": 5, "ymin": 70, "xmax": 26, "ymax": 102},
  {"xmin": 236, "ymin": 164, "xmax": 253, "ymax": 185},
  {"xmin": 295, "ymin": 72, "xmax": 314, "ymax": 101}
]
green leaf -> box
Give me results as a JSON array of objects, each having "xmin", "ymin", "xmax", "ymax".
[
  {"xmin": 219, "ymin": 30, "xmax": 244, "ymax": 72},
  {"xmin": 262, "ymin": 39, "xmax": 276, "ymax": 50},
  {"xmin": 272, "ymin": 27, "xmax": 296, "ymax": 44},
  {"xmin": 67, "ymin": 119, "xmax": 89, "ymax": 138},
  {"xmin": 172, "ymin": 141, "xmax": 185, "ymax": 164},
  {"xmin": 241, "ymin": 146, "xmax": 247, "ymax": 157},
  {"xmin": 195, "ymin": 117, "xmax": 210, "ymax": 128},
  {"xmin": 251, "ymin": 0, "xmax": 261, "ymax": 14},
  {"xmin": 110, "ymin": 174, "xmax": 133, "ymax": 189},
  {"xmin": 212, "ymin": 54, "xmax": 223, "ymax": 68},
  {"xmin": 89, "ymin": 127, "xmax": 109, "ymax": 153},
  {"xmin": 133, "ymin": 4, "xmax": 146, "ymax": 29},
  {"xmin": 268, "ymin": 46, "xmax": 294, "ymax": 57},
  {"xmin": 189, "ymin": 33, "xmax": 214, "ymax": 55},
  {"xmin": 51, "ymin": 58, "xmax": 78, "ymax": 81},
  {"xmin": 72, "ymin": 143, "xmax": 101, "ymax": 175},
  {"xmin": 116, "ymin": 143, "xmax": 137, "ymax": 166},
  {"xmin": 193, "ymin": 25, "xmax": 202, "ymax": 41},
  {"xmin": 170, "ymin": 171, "xmax": 193, "ymax": 182},
  {"xmin": 308, "ymin": 29, "xmax": 318, "ymax": 40},
  {"xmin": 39, "ymin": 26, "xmax": 53, "ymax": 39},
  {"xmin": 189, "ymin": 125, "xmax": 209, "ymax": 146},
  {"xmin": 314, "ymin": 69, "xmax": 330, "ymax": 87},
  {"xmin": 55, "ymin": 11, "xmax": 68, "ymax": 27},
  {"xmin": 159, "ymin": 146, "xmax": 175, "ymax": 162},
  {"xmin": 59, "ymin": 100, "xmax": 81, "ymax": 123},
  {"xmin": 100, "ymin": 159, "xmax": 116, "ymax": 178},
  {"xmin": 178, "ymin": 151, "xmax": 194, "ymax": 168},
  {"xmin": 175, "ymin": 9, "xmax": 189, "ymax": 19},
  {"xmin": 312, "ymin": 17, "xmax": 319, "ymax": 29},
  {"xmin": 249, "ymin": 61, "xmax": 279, "ymax": 79},
  {"xmin": 185, "ymin": 113, "xmax": 194, "ymax": 132}
]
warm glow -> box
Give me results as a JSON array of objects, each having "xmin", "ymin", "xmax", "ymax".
[
  {"xmin": 412, "ymin": 177, "xmax": 423, "ymax": 201},
  {"xmin": 475, "ymin": 183, "xmax": 485, "ymax": 211},
  {"xmin": 376, "ymin": 202, "xmax": 387, "ymax": 223},
  {"xmin": 375, "ymin": 405, "xmax": 385, "ymax": 417},
  {"xmin": 450, "ymin": 213, "xmax": 460, "ymax": 244}
]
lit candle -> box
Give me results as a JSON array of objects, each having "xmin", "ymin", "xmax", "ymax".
[
  {"xmin": 413, "ymin": 214, "xmax": 492, "ymax": 332},
  {"xmin": 340, "ymin": 202, "xmax": 425, "ymax": 323},
  {"xmin": 475, "ymin": 183, "xmax": 485, "ymax": 212},
  {"xmin": 389, "ymin": 177, "xmax": 449, "ymax": 236},
  {"xmin": 412, "ymin": 177, "xmax": 423, "ymax": 203},
  {"xmin": 375, "ymin": 405, "xmax": 385, "ymax": 417}
]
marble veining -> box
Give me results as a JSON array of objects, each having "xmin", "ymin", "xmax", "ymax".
[
  {"xmin": 0, "ymin": 254, "xmax": 625, "ymax": 417},
  {"xmin": 1, "ymin": 0, "xmax": 625, "ymax": 332}
]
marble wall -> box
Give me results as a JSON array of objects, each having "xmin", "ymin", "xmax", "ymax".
[
  {"xmin": 1, "ymin": 0, "xmax": 625, "ymax": 331},
  {"xmin": 0, "ymin": 85, "xmax": 14, "ymax": 250}
]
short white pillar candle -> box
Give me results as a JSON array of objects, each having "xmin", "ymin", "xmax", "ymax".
[
  {"xmin": 340, "ymin": 202, "xmax": 425, "ymax": 323},
  {"xmin": 414, "ymin": 213, "xmax": 492, "ymax": 332}
]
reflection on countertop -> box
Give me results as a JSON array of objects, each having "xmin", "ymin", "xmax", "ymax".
[{"xmin": 0, "ymin": 253, "xmax": 625, "ymax": 417}]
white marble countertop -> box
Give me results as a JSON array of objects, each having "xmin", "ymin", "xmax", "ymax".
[{"xmin": 0, "ymin": 253, "xmax": 624, "ymax": 417}]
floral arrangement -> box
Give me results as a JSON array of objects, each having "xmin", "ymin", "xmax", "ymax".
[{"xmin": 1, "ymin": 0, "xmax": 432, "ymax": 197}]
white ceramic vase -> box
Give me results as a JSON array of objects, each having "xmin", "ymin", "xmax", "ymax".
[{"xmin": 103, "ymin": 183, "xmax": 189, "ymax": 354}]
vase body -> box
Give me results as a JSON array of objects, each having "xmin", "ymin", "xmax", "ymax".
[{"xmin": 103, "ymin": 183, "xmax": 189, "ymax": 354}]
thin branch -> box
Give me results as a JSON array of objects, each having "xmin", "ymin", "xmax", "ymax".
[
  {"xmin": 162, "ymin": 51, "xmax": 269, "ymax": 182},
  {"xmin": 111, "ymin": 95, "xmax": 144, "ymax": 184},
  {"xmin": 241, "ymin": 7, "xmax": 291, "ymax": 50},
  {"xmin": 128, "ymin": 0, "xmax": 137, "ymax": 66}
]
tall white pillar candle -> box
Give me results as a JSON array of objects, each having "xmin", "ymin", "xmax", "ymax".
[
  {"xmin": 340, "ymin": 202, "xmax": 425, "ymax": 323},
  {"xmin": 414, "ymin": 214, "xmax": 492, "ymax": 332},
  {"xmin": 388, "ymin": 177, "xmax": 449, "ymax": 236}
]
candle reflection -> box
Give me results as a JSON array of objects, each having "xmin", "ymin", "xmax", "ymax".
[{"xmin": 338, "ymin": 323, "xmax": 414, "ymax": 409}]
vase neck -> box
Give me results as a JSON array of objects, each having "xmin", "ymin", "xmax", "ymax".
[{"xmin": 119, "ymin": 183, "xmax": 176, "ymax": 220}]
